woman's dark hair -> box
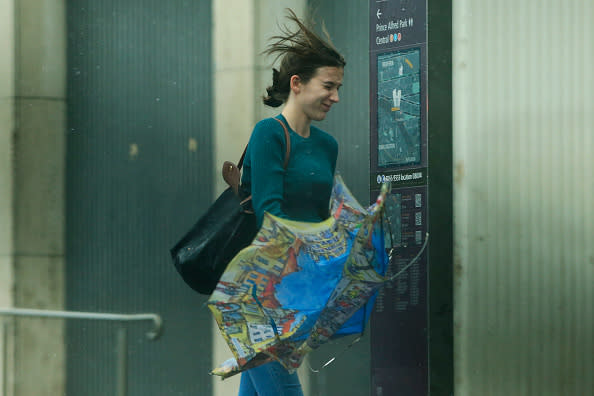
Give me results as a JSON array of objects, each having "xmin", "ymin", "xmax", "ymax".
[{"xmin": 262, "ymin": 9, "xmax": 346, "ymax": 107}]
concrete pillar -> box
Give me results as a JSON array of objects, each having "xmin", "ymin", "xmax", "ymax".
[
  {"xmin": 0, "ymin": 0, "xmax": 15, "ymax": 304},
  {"xmin": 212, "ymin": 0, "xmax": 306, "ymax": 195},
  {"xmin": 211, "ymin": 1, "xmax": 306, "ymax": 395},
  {"xmin": 11, "ymin": 0, "xmax": 67, "ymax": 395},
  {"xmin": 1, "ymin": 0, "xmax": 16, "ymax": 394}
]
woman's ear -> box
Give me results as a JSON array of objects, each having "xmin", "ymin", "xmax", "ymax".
[{"xmin": 289, "ymin": 75, "xmax": 301, "ymax": 93}]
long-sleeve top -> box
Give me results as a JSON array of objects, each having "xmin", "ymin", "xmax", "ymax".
[{"xmin": 241, "ymin": 115, "xmax": 338, "ymax": 229}]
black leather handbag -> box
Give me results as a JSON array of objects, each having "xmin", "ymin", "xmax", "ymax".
[{"xmin": 170, "ymin": 118, "xmax": 290, "ymax": 294}]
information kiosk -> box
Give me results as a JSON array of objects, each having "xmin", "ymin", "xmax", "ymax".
[{"xmin": 369, "ymin": 1, "xmax": 452, "ymax": 394}]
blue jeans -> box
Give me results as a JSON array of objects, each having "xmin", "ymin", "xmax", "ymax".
[{"xmin": 238, "ymin": 361, "xmax": 303, "ymax": 396}]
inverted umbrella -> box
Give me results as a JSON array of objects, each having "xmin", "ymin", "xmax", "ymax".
[{"xmin": 208, "ymin": 175, "xmax": 426, "ymax": 378}]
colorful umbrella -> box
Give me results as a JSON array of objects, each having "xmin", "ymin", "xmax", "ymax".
[{"xmin": 207, "ymin": 175, "xmax": 426, "ymax": 378}]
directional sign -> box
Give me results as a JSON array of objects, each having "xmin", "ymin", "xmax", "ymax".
[{"xmin": 370, "ymin": 0, "xmax": 426, "ymax": 51}]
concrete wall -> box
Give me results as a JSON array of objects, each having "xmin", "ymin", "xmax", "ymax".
[
  {"xmin": 1, "ymin": 0, "xmax": 67, "ymax": 395},
  {"xmin": 453, "ymin": 0, "xmax": 594, "ymax": 394},
  {"xmin": 0, "ymin": 0, "xmax": 16, "ymax": 394},
  {"xmin": 0, "ymin": 0, "xmax": 15, "ymax": 305},
  {"xmin": 212, "ymin": 0, "xmax": 304, "ymax": 195}
]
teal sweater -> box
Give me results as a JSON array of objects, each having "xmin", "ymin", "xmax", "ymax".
[{"xmin": 241, "ymin": 115, "xmax": 338, "ymax": 228}]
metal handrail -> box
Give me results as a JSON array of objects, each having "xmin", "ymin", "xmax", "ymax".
[
  {"xmin": 0, "ymin": 308, "xmax": 163, "ymax": 340},
  {"xmin": 0, "ymin": 307, "xmax": 163, "ymax": 396}
]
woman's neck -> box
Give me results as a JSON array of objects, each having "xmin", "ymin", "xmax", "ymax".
[{"xmin": 281, "ymin": 106, "xmax": 311, "ymax": 138}]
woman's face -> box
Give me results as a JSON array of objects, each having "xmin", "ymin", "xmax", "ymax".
[{"xmin": 294, "ymin": 66, "xmax": 343, "ymax": 121}]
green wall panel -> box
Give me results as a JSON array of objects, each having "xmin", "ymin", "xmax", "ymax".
[{"xmin": 66, "ymin": 1, "xmax": 214, "ymax": 394}]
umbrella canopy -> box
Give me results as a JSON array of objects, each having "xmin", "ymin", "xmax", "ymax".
[{"xmin": 208, "ymin": 176, "xmax": 397, "ymax": 378}]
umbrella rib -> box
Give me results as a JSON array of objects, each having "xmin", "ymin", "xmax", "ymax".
[
  {"xmin": 306, "ymin": 335, "xmax": 363, "ymax": 373},
  {"xmin": 251, "ymin": 284, "xmax": 281, "ymax": 340},
  {"xmin": 387, "ymin": 232, "xmax": 430, "ymax": 282}
]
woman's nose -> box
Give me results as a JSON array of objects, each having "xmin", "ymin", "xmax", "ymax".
[{"xmin": 330, "ymin": 89, "xmax": 340, "ymax": 103}]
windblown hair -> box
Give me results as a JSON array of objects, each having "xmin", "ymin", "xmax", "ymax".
[{"xmin": 262, "ymin": 9, "xmax": 346, "ymax": 108}]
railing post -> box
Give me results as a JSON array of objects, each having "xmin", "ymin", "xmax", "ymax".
[
  {"xmin": 116, "ymin": 327, "xmax": 128, "ymax": 396},
  {"xmin": 2, "ymin": 319, "xmax": 13, "ymax": 396},
  {"xmin": 2, "ymin": 321, "xmax": 7, "ymax": 396}
]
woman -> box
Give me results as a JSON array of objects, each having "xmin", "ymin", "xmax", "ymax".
[{"xmin": 238, "ymin": 9, "xmax": 346, "ymax": 396}]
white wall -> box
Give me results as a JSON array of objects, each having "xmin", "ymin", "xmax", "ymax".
[{"xmin": 453, "ymin": 0, "xmax": 594, "ymax": 394}]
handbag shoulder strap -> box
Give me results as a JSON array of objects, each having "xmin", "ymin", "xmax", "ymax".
[
  {"xmin": 227, "ymin": 117, "xmax": 291, "ymax": 199},
  {"xmin": 273, "ymin": 117, "xmax": 291, "ymax": 170},
  {"xmin": 237, "ymin": 117, "xmax": 291, "ymax": 170}
]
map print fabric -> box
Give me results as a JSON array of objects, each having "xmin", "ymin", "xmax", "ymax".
[{"xmin": 208, "ymin": 176, "xmax": 391, "ymax": 378}]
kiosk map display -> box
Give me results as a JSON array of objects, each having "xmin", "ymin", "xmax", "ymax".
[{"xmin": 377, "ymin": 48, "xmax": 421, "ymax": 167}]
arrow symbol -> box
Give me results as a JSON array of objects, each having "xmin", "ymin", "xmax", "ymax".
[{"xmin": 377, "ymin": 9, "xmax": 382, "ymax": 19}]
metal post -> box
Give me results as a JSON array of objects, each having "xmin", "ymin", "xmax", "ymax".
[
  {"xmin": 116, "ymin": 327, "xmax": 128, "ymax": 396},
  {"xmin": 2, "ymin": 321, "xmax": 7, "ymax": 396},
  {"xmin": 2, "ymin": 320, "xmax": 12, "ymax": 396}
]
